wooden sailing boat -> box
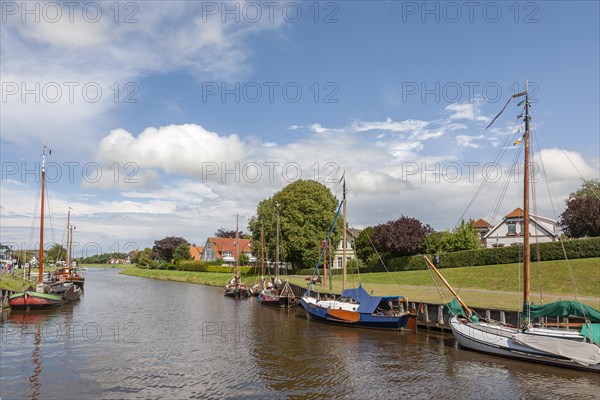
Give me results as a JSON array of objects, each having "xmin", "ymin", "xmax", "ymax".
[
  {"xmin": 428, "ymin": 82, "xmax": 600, "ymax": 371},
  {"xmin": 9, "ymin": 146, "xmax": 82, "ymax": 310},
  {"xmin": 259, "ymin": 203, "xmax": 297, "ymax": 308},
  {"xmin": 224, "ymin": 215, "xmax": 250, "ymax": 298},
  {"xmin": 53, "ymin": 208, "xmax": 85, "ymax": 289},
  {"xmin": 300, "ymin": 179, "xmax": 417, "ymax": 330}
]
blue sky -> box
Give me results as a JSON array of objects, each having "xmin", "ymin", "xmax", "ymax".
[{"xmin": 1, "ymin": 1, "xmax": 598, "ymax": 256}]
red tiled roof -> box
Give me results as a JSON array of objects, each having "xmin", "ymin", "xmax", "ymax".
[
  {"xmin": 473, "ymin": 218, "xmax": 492, "ymax": 229},
  {"xmin": 207, "ymin": 237, "xmax": 252, "ymax": 255},
  {"xmin": 190, "ymin": 246, "xmax": 204, "ymax": 261},
  {"xmin": 505, "ymin": 208, "xmax": 524, "ymax": 218}
]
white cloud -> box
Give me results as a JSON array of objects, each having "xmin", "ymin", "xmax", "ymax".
[
  {"xmin": 352, "ymin": 117, "xmax": 429, "ymax": 134},
  {"xmin": 456, "ymin": 134, "xmax": 485, "ymax": 148},
  {"xmin": 446, "ymin": 102, "xmax": 489, "ymax": 122}
]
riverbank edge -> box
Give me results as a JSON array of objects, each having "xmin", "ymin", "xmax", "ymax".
[{"xmin": 117, "ymin": 264, "xmax": 599, "ymax": 311}]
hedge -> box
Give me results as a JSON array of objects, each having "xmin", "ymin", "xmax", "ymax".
[
  {"xmin": 362, "ymin": 237, "xmax": 600, "ymax": 272},
  {"xmin": 176, "ymin": 261, "xmax": 257, "ymax": 274}
]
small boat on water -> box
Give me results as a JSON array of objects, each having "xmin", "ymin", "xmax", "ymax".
[
  {"xmin": 53, "ymin": 267, "xmax": 85, "ymax": 289},
  {"xmin": 300, "ymin": 179, "xmax": 416, "ymax": 331},
  {"xmin": 259, "ymin": 278, "xmax": 296, "ymax": 308},
  {"xmin": 52, "ymin": 208, "xmax": 85, "ymax": 289},
  {"xmin": 224, "ymin": 215, "xmax": 250, "ymax": 298},
  {"xmin": 429, "ymin": 83, "xmax": 600, "ymax": 372},
  {"xmin": 9, "ymin": 146, "xmax": 82, "ymax": 311},
  {"xmin": 258, "ymin": 205, "xmax": 297, "ymax": 308}
]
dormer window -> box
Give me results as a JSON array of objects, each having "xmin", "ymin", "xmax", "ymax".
[{"xmin": 507, "ymin": 223, "xmax": 517, "ymax": 235}]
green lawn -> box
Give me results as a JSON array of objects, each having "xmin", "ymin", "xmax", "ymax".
[
  {"xmin": 0, "ymin": 272, "xmax": 36, "ymax": 292},
  {"xmin": 119, "ymin": 267, "xmax": 245, "ymax": 286},
  {"xmin": 290, "ymin": 257, "xmax": 600, "ymax": 310}
]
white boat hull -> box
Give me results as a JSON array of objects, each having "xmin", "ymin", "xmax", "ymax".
[{"xmin": 449, "ymin": 317, "xmax": 600, "ymax": 372}]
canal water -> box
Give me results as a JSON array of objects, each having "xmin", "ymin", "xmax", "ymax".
[{"xmin": 1, "ymin": 269, "xmax": 598, "ymax": 399}]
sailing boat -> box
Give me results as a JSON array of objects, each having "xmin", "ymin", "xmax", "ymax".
[
  {"xmin": 224, "ymin": 215, "xmax": 250, "ymax": 298},
  {"xmin": 259, "ymin": 205, "xmax": 297, "ymax": 308},
  {"xmin": 53, "ymin": 208, "xmax": 85, "ymax": 289},
  {"xmin": 429, "ymin": 82, "xmax": 600, "ymax": 371},
  {"xmin": 9, "ymin": 146, "xmax": 82, "ymax": 310},
  {"xmin": 300, "ymin": 179, "xmax": 417, "ymax": 330}
]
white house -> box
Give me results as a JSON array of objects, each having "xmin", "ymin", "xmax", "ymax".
[
  {"xmin": 482, "ymin": 208, "xmax": 559, "ymax": 248},
  {"xmin": 333, "ymin": 228, "xmax": 360, "ymax": 268}
]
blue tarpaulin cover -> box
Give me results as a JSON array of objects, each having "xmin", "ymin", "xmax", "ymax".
[{"xmin": 341, "ymin": 284, "xmax": 403, "ymax": 314}]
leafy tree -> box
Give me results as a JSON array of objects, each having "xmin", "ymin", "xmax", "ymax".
[
  {"xmin": 173, "ymin": 243, "xmax": 192, "ymax": 264},
  {"xmin": 424, "ymin": 230, "xmax": 454, "ymax": 254},
  {"xmin": 371, "ymin": 215, "xmax": 432, "ymax": 257},
  {"xmin": 78, "ymin": 252, "xmax": 126, "ymax": 264},
  {"xmin": 47, "ymin": 244, "xmax": 66, "ymax": 262},
  {"xmin": 449, "ymin": 220, "xmax": 481, "ymax": 251},
  {"xmin": 559, "ymin": 179, "xmax": 600, "ymax": 238},
  {"xmin": 152, "ymin": 236, "xmax": 189, "ymax": 262},
  {"xmin": 136, "ymin": 248, "xmax": 157, "ymax": 268},
  {"xmin": 424, "ymin": 220, "xmax": 480, "ymax": 254},
  {"xmin": 248, "ymin": 180, "xmax": 340, "ymax": 268},
  {"xmin": 354, "ymin": 226, "xmax": 375, "ymax": 263},
  {"xmin": 238, "ymin": 253, "xmax": 249, "ymax": 266}
]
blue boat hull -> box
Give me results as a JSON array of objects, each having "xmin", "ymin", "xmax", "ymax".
[{"xmin": 300, "ymin": 298, "xmax": 414, "ymax": 331}]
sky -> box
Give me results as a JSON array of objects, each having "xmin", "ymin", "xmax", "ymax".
[{"xmin": 1, "ymin": 1, "xmax": 599, "ymax": 257}]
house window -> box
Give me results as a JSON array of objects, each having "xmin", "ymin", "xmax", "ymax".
[{"xmin": 507, "ymin": 223, "xmax": 516, "ymax": 235}]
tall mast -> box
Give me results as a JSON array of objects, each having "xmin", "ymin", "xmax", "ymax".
[
  {"xmin": 523, "ymin": 80, "xmax": 531, "ymax": 308},
  {"xmin": 69, "ymin": 224, "xmax": 75, "ymax": 273},
  {"xmin": 260, "ymin": 228, "xmax": 265, "ymax": 279},
  {"xmin": 38, "ymin": 148, "xmax": 47, "ymax": 287},
  {"xmin": 235, "ymin": 214, "xmax": 239, "ymax": 280},
  {"xmin": 66, "ymin": 208, "xmax": 71, "ymax": 269},
  {"xmin": 275, "ymin": 202, "xmax": 280, "ymax": 278},
  {"xmin": 342, "ymin": 178, "xmax": 347, "ymax": 291}
]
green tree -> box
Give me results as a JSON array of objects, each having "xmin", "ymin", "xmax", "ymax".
[
  {"xmin": 137, "ymin": 248, "xmax": 157, "ymax": 268},
  {"xmin": 173, "ymin": 243, "xmax": 192, "ymax": 264},
  {"xmin": 238, "ymin": 253, "xmax": 249, "ymax": 266},
  {"xmin": 424, "ymin": 220, "xmax": 480, "ymax": 254},
  {"xmin": 248, "ymin": 180, "xmax": 340, "ymax": 268},
  {"xmin": 559, "ymin": 179, "xmax": 600, "ymax": 238},
  {"xmin": 47, "ymin": 243, "xmax": 66, "ymax": 262},
  {"xmin": 449, "ymin": 220, "xmax": 481, "ymax": 251},
  {"xmin": 423, "ymin": 230, "xmax": 454, "ymax": 254},
  {"xmin": 354, "ymin": 226, "xmax": 375, "ymax": 263}
]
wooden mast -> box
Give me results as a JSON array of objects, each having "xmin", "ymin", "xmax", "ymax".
[
  {"xmin": 523, "ymin": 80, "xmax": 531, "ymax": 310},
  {"xmin": 37, "ymin": 148, "xmax": 47, "ymax": 290},
  {"xmin": 275, "ymin": 202, "xmax": 280, "ymax": 278},
  {"xmin": 260, "ymin": 228, "xmax": 265, "ymax": 286},
  {"xmin": 235, "ymin": 214, "xmax": 239, "ymax": 283},
  {"xmin": 342, "ymin": 178, "xmax": 347, "ymax": 291},
  {"xmin": 66, "ymin": 208, "xmax": 71, "ymax": 271}
]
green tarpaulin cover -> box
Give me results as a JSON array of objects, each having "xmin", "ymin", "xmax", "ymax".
[
  {"xmin": 529, "ymin": 300, "xmax": 600, "ymax": 323},
  {"xmin": 580, "ymin": 324, "xmax": 600, "ymax": 346},
  {"xmin": 445, "ymin": 299, "xmax": 478, "ymax": 323}
]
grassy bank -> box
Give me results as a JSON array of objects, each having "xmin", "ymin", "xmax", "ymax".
[
  {"xmin": 119, "ymin": 267, "xmax": 239, "ymax": 286},
  {"xmin": 118, "ymin": 258, "xmax": 599, "ymax": 310},
  {"xmin": 0, "ymin": 272, "xmax": 35, "ymax": 292},
  {"xmin": 291, "ymin": 257, "xmax": 600, "ymax": 310}
]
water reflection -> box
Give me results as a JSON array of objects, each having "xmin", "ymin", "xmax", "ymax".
[{"xmin": 1, "ymin": 269, "xmax": 598, "ymax": 399}]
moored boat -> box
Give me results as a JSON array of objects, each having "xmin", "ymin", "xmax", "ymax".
[
  {"xmin": 427, "ymin": 84, "xmax": 600, "ymax": 372},
  {"xmin": 9, "ymin": 146, "xmax": 82, "ymax": 311},
  {"xmin": 300, "ymin": 179, "xmax": 416, "ymax": 331}
]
